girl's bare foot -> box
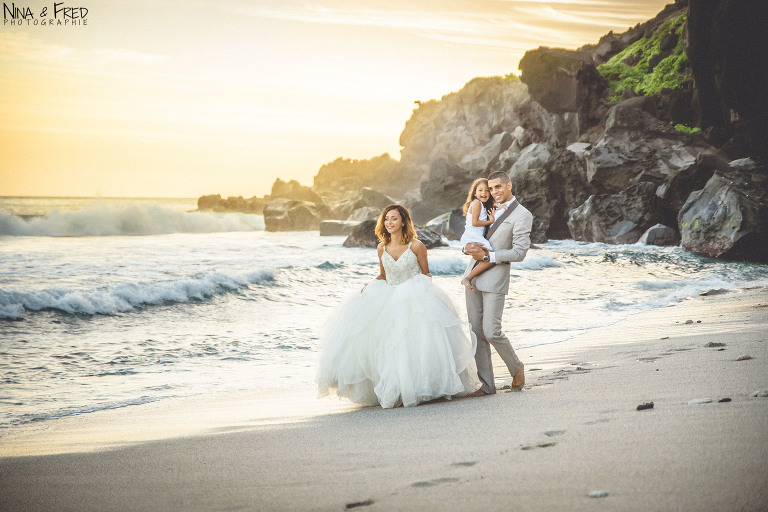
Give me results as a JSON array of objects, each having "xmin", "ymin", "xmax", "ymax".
[{"xmin": 461, "ymin": 278, "xmax": 475, "ymax": 291}]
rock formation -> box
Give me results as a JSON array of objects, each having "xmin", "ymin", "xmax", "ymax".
[
  {"xmin": 342, "ymin": 220, "xmax": 446, "ymax": 249},
  {"xmin": 568, "ymin": 182, "xmax": 663, "ymax": 245},
  {"xmin": 198, "ymin": 0, "xmax": 768, "ymax": 262},
  {"xmin": 263, "ymin": 199, "xmax": 330, "ymax": 232},
  {"xmin": 270, "ymin": 178, "xmax": 324, "ymax": 204},
  {"xmin": 197, "ymin": 194, "xmax": 266, "ymax": 214},
  {"xmin": 679, "ymin": 160, "xmax": 768, "ymax": 262}
]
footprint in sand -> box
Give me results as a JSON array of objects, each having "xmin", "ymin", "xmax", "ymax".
[
  {"xmin": 412, "ymin": 477, "xmax": 459, "ymax": 488},
  {"xmin": 585, "ymin": 418, "xmax": 611, "ymax": 425},
  {"xmin": 345, "ymin": 499, "xmax": 375, "ymax": 509},
  {"xmin": 521, "ymin": 441, "xmax": 557, "ymax": 450}
]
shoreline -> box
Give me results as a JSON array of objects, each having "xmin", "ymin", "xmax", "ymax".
[
  {"xmin": 0, "ymin": 283, "xmax": 749, "ymax": 457},
  {"xmin": 2, "ymin": 287, "xmax": 767, "ymax": 510}
]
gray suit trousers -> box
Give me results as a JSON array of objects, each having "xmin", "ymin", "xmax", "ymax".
[{"xmin": 465, "ymin": 288, "xmax": 522, "ymax": 394}]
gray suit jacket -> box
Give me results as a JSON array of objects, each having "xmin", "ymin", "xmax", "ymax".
[{"xmin": 463, "ymin": 202, "xmax": 533, "ymax": 295}]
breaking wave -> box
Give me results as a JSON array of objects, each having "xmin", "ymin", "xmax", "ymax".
[
  {"xmin": 0, "ymin": 269, "xmax": 275, "ymax": 320},
  {"xmin": 0, "ymin": 203, "xmax": 264, "ymax": 237}
]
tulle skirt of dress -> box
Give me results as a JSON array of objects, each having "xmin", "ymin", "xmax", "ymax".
[{"xmin": 317, "ymin": 274, "xmax": 480, "ymax": 408}]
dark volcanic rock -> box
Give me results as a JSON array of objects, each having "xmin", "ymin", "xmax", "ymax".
[
  {"xmin": 342, "ymin": 221, "xmax": 447, "ymax": 249},
  {"xmin": 425, "ymin": 209, "xmax": 465, "ymax": 241},
  {"xmin": 263, "ymin": 199, "xmax": 330, "ymax": 232},
  {"xmin": 687, "ymin": 1, "xmax": 768, "ymax": 160},
  {"xmin": 657, "ymin": 150, "xmax": 731, "ymax": 212},
  {"xmin": 519, "ymin": 47, "xmax": 608, "ymax": 131},
  {"xmin": 638, "ymin": 224, "xmax": 680, "ymax": 246},
  {"xmin": 679, "ymin": 162, "xmax": 768, "ymax": 262},
  {"xmin": 510, "ymin": 144, "xmax": 594, "ymax": 242},
  {"xmin": 416, "ymin": 227, "xmax": 447, "ymax": 249},
  {"xmin": 586, "ymin": 99, "xmax": 713, "ymax": 194},
  {"xmin": 342, "ymin": 220, "xmax": 378, "ymax": 248},
  {"xmin": 568, "ymin": 182, "xmax": 663, "ymax": 244}
]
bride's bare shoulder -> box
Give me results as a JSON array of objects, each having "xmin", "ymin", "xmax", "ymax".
[{"xmin": 410, "ymin": 238, "xmax": 427, "ymax": 253}]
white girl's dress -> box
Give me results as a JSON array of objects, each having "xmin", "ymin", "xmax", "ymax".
[
  {"xmin": 317, "ymin": 243, "xmax": 480, "ymax": 408},
  {"xmin": 460, "ymin": 200, "xmax": 493, "ymax": 250}
]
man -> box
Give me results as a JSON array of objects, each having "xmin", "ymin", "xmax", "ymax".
[{"xmin": 463, "ymin": 170, "xmax": 533, "ymax": 395}]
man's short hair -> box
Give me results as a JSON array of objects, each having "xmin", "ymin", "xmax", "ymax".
[{"xmin": 487, "ymin": 170, "xmax": 511, "ymax": 183}]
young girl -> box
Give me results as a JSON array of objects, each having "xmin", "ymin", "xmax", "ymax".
[{"xmin": 460, "ymin": 178, "xmax": 497, "ymax": 291}]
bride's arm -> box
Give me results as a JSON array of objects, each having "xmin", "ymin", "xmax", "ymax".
[
  {"xmin": 412, "ymin": 239, "xmax": 432, "ymax": 277},
  {"xmin": 376, "ymin": 243, "xmax": 386, "ymax": 280},
  {"xmin": 363, "ymin": 244, "xmax": 387, "ymax": 292}
]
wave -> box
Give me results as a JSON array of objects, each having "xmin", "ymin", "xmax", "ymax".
[
  {"xmin": 430, "ymin": 253, "xmax": 561, "ymax": 275},
  {"xmin": 0, "ymin": 269, "xmax": 274, "ymax": 320},
  {"xmin": 0, "ymin": 203, "xmax": 264, "ymax": 237},
  {"xmin": 2, "ymin": 396, "xmax": 160, "ymax": 429}
]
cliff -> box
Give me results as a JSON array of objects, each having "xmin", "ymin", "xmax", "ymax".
[{"xmin": 199, "ymin": 0, "xmax": 767, "ymax": 261}]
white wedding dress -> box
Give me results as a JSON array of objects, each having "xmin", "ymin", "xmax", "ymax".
[{"xmin": 317, "ymin": 243, "xmax": 480, "ymax": 408}]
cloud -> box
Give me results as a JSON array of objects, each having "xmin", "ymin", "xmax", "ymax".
[
  {"xmin": 0, "ymin": 32, "xmax": 168, "ymax": 70},
  {"xmin": 226, "ymin": 0, "xmax": 661, "ymax": 52}
]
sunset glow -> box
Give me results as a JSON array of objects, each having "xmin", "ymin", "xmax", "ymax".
[{"xmin": 1, "ymin": 0, "xmax": 670, "ymax": 198}]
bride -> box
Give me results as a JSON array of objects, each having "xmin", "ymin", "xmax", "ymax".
[{"xmin": 317, "ymin": 204, "xmax": 480, "ymax": 408}]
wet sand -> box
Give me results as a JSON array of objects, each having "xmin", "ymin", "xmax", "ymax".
[{"xmin": 2, "ymin": 288, "xmax": 767, "ymax": 511}]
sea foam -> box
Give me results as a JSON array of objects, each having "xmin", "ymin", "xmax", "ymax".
[
  {"xmin": 0, "ymin": 269, "xmax": 275, "ymax": 319},
  {"xmin": 0, "ymin": 203, "xmax": 264, "ymax": 237}
]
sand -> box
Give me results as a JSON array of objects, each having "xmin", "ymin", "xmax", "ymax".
[{"xmin": 1, "ymin": 288, "xmax": 767, "ymax": 511}]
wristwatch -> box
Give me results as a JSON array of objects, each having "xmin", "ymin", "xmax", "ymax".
[{"xmin": 482, "ymin": 255, "xmax": 489, "ymax": 262}]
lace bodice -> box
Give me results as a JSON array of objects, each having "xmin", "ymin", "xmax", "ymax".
[{"xmin": 382, "ymin": 243, "xmax": 421, "ymax": 285}]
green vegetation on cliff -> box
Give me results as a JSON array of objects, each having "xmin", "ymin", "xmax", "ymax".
[
  {"xmin": 673, "ymin": 123, "xmax": 701, "ymax": 134},
  {"xmin": 598, "ymin": 14, "xmax": 690, "ymax": 103}
]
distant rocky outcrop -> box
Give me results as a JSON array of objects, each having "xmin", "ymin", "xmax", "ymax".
[
  {"xmin": 197, "ymin": 194, "xmax": 266, "ymax": 214},
  {"xmin": 342, "ymin": 220, "xmax": 446, "ymax": 249},
  {"xmin": 270, "ymin": 178, "xmax": 324, "ymax": 204},
  {"xmin": 313, "ymin": 154, "xmax": 402, "ymax": 205},
  {"xmin": 398, "ymin": 77, "xmax": 560, "ymax": 188},
  {"xmin": 328, "ymin": 187, "xmax": 395, "ymax": 222},
  {"xmin": 319, "ymin": 220, "xmax": 357, "ymax": 236},
  {"xmin": 263, "ymin": 199, "xmax": 330, "ymax": 232}
]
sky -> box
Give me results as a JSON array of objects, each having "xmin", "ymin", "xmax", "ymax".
[{"xmin": 1, "ymin": 0, "xmax": 671, "ymax": 198}]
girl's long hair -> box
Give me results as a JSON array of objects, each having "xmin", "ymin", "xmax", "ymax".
[
  {"xmin": 463, "ymin": 178, "xmax": 494, "ymax": 214},
  {"xmin": 375, "ymin": 204, "xmax": 417, "ymax": 245}
]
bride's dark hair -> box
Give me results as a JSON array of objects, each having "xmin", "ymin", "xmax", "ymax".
[{"xmin": 375, "ymin": 204, "xmax": 417, "ymax": 244}]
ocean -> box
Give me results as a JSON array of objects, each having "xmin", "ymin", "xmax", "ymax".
[{"xmin": 2, "ymin": 196, "xmax": 767, "ymax": 432}]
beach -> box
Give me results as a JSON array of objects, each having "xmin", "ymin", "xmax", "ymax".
[{"xmin": 2, "ymin": 287, "xmax": 766, "ymax": 511}]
